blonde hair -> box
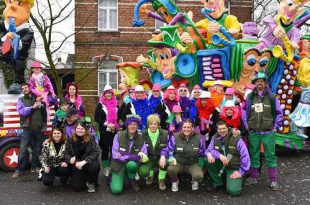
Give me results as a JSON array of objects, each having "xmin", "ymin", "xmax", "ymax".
[
  {"xmin": 23, "ymin": 0, "xmax": 35, "ymax": 7},
  {"xmin": 297, "ymin": 58, "xmax": 310, "ymax": 87},
  {"xmin": 147, "ymin": 114, "xmax": 160, "ymax": 127}
]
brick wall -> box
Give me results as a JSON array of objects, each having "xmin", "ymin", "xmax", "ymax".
[{"xmin": 75, "ymin": 0, "xmax": 253, "ymax": 116}]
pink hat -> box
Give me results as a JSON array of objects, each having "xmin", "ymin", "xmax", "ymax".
[
  {"xmin": 193, "ymin": 85, "xmax": 201, "ymax": 90},
  {"xmin": 32, "ymin": 61, "xmax": 42, "ymax": 68},
  {"xmin": 172, "ymin": 105, "xmax": 183, "ymax": 113},
  {"xmin": 179, "ymin": 83, "xmax": 187, "ymax": 88},
  {"xmin": 225, "ymin": 88, "xmax": 235, "ymax": 95},
  {"xmin": 152, "ymin": 83, "xmax": 161, "ymax": 91}
]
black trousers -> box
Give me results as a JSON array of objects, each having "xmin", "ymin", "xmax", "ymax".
[
  {"xmin": 99, "ymin": 130, "xmax": 115, "ymax": 161},
  {"xmin": 42, "ymin": 166, "xmax": 71, "ymax": 186},
  {"xmin": 72, "ymin": 161, "xmax": 100, "ymax": 191}
]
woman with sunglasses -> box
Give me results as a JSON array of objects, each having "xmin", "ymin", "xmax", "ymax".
[
  {"xmin": 95, "ymin": 85, "xmax": 119, "ymax": 177},
  {"xmin": 178, "ymin": 83, "xmax": 190, "ymax": 118},
  {"xmin": 148, "ymin": 84, "xmax": 163, "ymax": 114}
]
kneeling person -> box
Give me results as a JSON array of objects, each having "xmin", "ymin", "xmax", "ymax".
[
  {"xmin": 160, "ymin": 119, "xmax": 205, "ymax": 192},
  {"xmin": 138, "ymin": 114, "xmax": 169, "ymax": 190},
  {"xmin": 206, "ymin": 120, "xmax": 250, "ymax": 196},
  {"xmin": 110, "ymin": 115, "xmax": 148, "ymax": 194}
]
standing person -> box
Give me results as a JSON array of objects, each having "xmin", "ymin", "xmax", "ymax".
[
  {"xmin": 155, "ymin": 85, "xmax": 180, "ymax": 129},
  {"xmin": 206, "ymin": 120, "xmax": 250, "ymax": 196},
  {"xmin": 65, "ymin": 82, "xmax": 85, "ymax": 118},
  {"xmin": 160, "ymin": 119, "xmax": 205, "ymax": 192},
  {"xmin": 121, "ymin": 85, "xmax": 151, "ymax": 130},
  {"xmin": 64, "ymin": 122, "xmax": 100, "ymax": 192},
  {"xmin": 138, "ymin": 114, "xmax": 169, "ymax": 190},
  {"xmin": 220, "ymin": 88, "xmax": 239, "ymax": 110},
  {"xmin": 178, "ymin": 83, "xmax": 190, "ymax": 118},
  {"xmin": 12, "ymin": 83, "xmax": 44, "ymax": 178},
  {"xmin": 40, "ymin": 128, "xmax": 70, "ymax": 187},
  {"xmin": 242, "ymin": 71, "xmax": 283, "ymax": 191},
  {"xmin": 110, "ymin": 115, "xmax": 148, "ymax": 194},
  {"xmin": 29, "ymin": 61, "xmax": 56, "ymax": 128},
  {"xmin": 189, "ymin": 85, "xmax": 202, "ymax": 122},
  {"xmin": 95, "ymin": 85, "xmax": 119, "ymax": 177},
  {"xmin": 220, "ymin": 100, "xmax": 241, "ymax": 129},
  {"xmin": 148, "ymin": 83, "xmax": 163, "ymax": 114}
]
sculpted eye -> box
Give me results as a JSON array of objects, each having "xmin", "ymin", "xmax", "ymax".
[
  {"xmin": 259, "ymin": 57, "xmax": 269, "ymax": 67},
  {"xmin": 164, "ymin": 52, "xmax": 169, "ymax": 59},
  {"xmin": 159, "ymin": 53, "xmax": 165, "ymax": 60},
  {"xmin": 246, "ymin": 54, "xmax": 257, "ymax": 66},
  {"xmin": 18, "ymin": 1, "xmax": 23, "ymax": 6}
]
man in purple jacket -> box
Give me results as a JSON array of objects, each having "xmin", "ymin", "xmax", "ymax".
[
  {"xmin": 242, "ymin": 72, "xmax": 283, "ymax": 191},
  {"xmin": 12, "ymin": 83, "xmax": 44, "ymax": 178},
  {"xmin": 206, "ymin": 120, "xmax": 250, "ymax": 196}
]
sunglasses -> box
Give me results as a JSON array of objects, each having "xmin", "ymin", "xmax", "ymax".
[
  {"xmin": 153, "ymin": 90, "xmax": 160, "ymax": 92},
  {"xmin": 179, "ymin": 89, "xmax": 187, "ymax": 92}
]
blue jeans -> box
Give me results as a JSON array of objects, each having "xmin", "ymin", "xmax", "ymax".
[{"xmin": 17, "ymin": 129, "xmax": 42, "ymax": 172}]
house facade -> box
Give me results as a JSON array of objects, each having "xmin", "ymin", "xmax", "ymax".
[{"xmin": 75, "ymin": 0, "xmax": 253, "ymax": 115}]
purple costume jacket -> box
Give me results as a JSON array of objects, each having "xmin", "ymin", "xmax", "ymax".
[
  {"xmin": 242, "ymin": 88, "xmax": 283, "ymax": 134},
  {"xmin": 256, "ymin": 16, "xmax": 300, "ymax": 50},
  {"xmin": 161, "ymin": 134, "xmax": 206, "ymax": 158},
  {"xmin": 207, "ymin": 135, "xmax": 250, "ymax": 176},
  {"xmin": 16, "ymin": 97, "xmax": 33, "ymax": 116},
  {"xmin": 112, "ymin": 134, "xmax": 148, "ymax": 163}
]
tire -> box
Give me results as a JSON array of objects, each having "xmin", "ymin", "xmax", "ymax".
[{"xmin": 0, "ymin": 142, "xmax": 20, "ymax": 172}]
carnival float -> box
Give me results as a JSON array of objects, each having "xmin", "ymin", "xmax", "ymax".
[{"xmin": 116, "ymin": 0, "xmax": 310, "ymax": 150}]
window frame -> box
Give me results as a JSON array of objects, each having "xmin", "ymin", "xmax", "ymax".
[
  {"xmin": 97, "ymin": 69, "xmax": 119, "ymax": 96},
  {"xmin": 98, "ymin": 0, "xmax": 119, "ymax": 32}
]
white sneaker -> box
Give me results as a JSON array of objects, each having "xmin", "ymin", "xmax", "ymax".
[
  {"xmin": 135, "ymin": 173, "xmax": 140, "ymax": 180},
  {"xmin": 192, "ymin": 180, "xmax": 199, "ymax": 191},
  {"xmin": 171, "ymin": 181, "xmax": 179, "ymax": 192},
  {"xmin": 102, "ymin": 167, "xmax": 110, "ymax": 177},
  {"xmin": 86, "ymin": 182, "xmax": 95, "ymax": 193}
]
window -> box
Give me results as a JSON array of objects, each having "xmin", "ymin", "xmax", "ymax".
[
  {"xmin": 98, "ymin": 60, "xmax": 119, "ymax": 95},
  {"xmin": 98, "ymin": 0, "xmax": 118, "ymax": 31}
]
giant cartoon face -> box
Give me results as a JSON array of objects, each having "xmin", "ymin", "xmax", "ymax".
[
  {"xmin": 154, "ymin": 48, "xmax": 176, "ymax": 79},
  {"xmin": 278, "ymin": 0, "xmax": 305, "ymax": 24},
  {"xmin": 243, "ymin": 49, "xmax": 272, "ymax": 77},
  {"xmin": 200, "ymin": 0, "xmax": 226, "ymax": 19},
  {"xmin": 3, "ymin": 0, "xmax": 33, "ymax": 27}
]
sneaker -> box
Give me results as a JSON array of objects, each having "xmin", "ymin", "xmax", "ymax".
[
  {"xmin": 158, "ymin": 179, "xmax": 166, "ymax": 191},
  {"xmin": 31, "ymin": 167, "xmax": 40, "ymax": 174},
  {"xmin": 130, "ymin": 181, "xmax": 140, "ymax": 191},
  {"xmin": 192, "ymin": 180, "xmax": 199, "ymax": 191},
  {"xmin": 12, "ymin": 171, "xmax": 20, "ymax": 178},
  {"xmin": 270, "ymin": 181, "xmax": 279, "ymax": 191},
  {"xmin": 86, "ymin": 182, "xmax": 96, "ymax": 193},
  {"xmin": 146, "ymin": 176, "xmax": 154, "ymax": 185},
  {"xmin": 171, "ymin": 180, "xmax": 179, "ymax": 192},
  {"xmin": 135, "ymin": 173, "xmax": 140, "ymax": 180},
  {"xmin": 244, "ymin": 177, "xmax": 258, "ymax": 186},
  {"xmin": 102, "ymin": 167, "xmax": 111, "ymax": 177}
]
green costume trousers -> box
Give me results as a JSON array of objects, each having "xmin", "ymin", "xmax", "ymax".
[
  {"xmin": 138, "ymin": 159, "xmax": 167, "ymax": 180},
  {"xmin": 248, "ymin": 132, "xmax": 277, "ymax": 168},
  {"xmin": 206, "ymin": 160, "xmax": 243, "ymax": 196},
  {"xmin": 110, "ymin": 161, "xmax": 139, "ymax": 194}
]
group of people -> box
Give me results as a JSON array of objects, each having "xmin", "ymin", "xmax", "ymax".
[{"xmin": 13, "ymin": 62, "xmax": 284, "ymax": 196}]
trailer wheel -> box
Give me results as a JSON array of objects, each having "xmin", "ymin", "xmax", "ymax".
[{"xmin": 0, "ymin": 142, "xmax": 20, "ymax": 172}]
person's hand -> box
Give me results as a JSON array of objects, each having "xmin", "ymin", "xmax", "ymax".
[
  {"xmin": 228, "ymin": 28, "xmax": 239, "ymax": 35},
  {"xmin": 70, "ymin": 156, "xmax": 76, "ymax": 165},
  {"xmin": 43, "ymin": 139, "xmax": 49, "ymax": 145},
  {"xmin": 180, "ymin": 32, "xmax": 193, "ymax": 44},
  {"xmin": 219, "ymin": 154, "xmax": 229, "ymax": 166},
  {"xmin": 33, "ymin": 102, "xmax": 41, "ymax": 109},
  {"xmin": 230, "ymin": 171, "xmax": 242, "ymax": 179},
  {"xmin": 7, "ymin": 32, "xmax": 14, "ymax": 39},
  {"xmin": 170, "ymin": 158, "xmax": 177, "ymax": 166},
  {"xmin": 208, "ymin": 22, "xmax": 221, "ymax": 33},
  {"xmin": 232, "ymin": 129, "xmax": 240, "ymax": 137},
  {"xmin": 273, "ymin": 26, "xmax": 286, "ymax": 39},
  {"xmin": 75, "ymin": 160, "xmax": 87, "ymax": 170},
  {"xmin": 273, "ymin": 128, "xmax": 277, "ymax": 133},
  {"xmin": 44, "ymin": 167, "xmax": 50, "ymax": 173},
  {"xmin": 159, "ymin": 156, "xmax": 166, "ymax": 168},
  {"xmin": 61, "ymin": 162, "xmax": 68, "ymax": 168},
  {"xmin": 290, "ymin": 41, "xmax": 299, "ymax": 50},
  {"xmin": 207, "ymin": 153, "xmax": 215, "ymax": 164}
]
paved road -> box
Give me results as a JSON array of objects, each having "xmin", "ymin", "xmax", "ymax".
[{"xmin": 0, "ymin": 149, "xmax": 310, "ymax": 205}]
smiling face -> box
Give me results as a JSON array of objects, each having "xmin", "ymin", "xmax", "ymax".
[
  {"xmin": 3, "ymin": 0, "xmax": 32, "ymax": 27},
  {"xmin": 200, "ymin": 0, "xmax": 226, "ymax": 19},
  {"xmin": 104, "ymin": 91, "xmax": 113, "ymax": 100},
  {"xmin": 76, "ymin": 124, "xmax": 86, "ymax": 137},
  {"xmin": 243, "ymin": 49, "xmax": 272, "ymax": 78},
  {"xmin": 128, "ymin": 122, "xmax": 138, "ymax": 135},
  {"xmin": 152, "ymin": 90, "xmax": 160, "ymax": 98},
  {"xmin": 181, "ymin": 121, "xmax": 193, "ymax": 137},
  {"xmin": 217, "ymin": 124, "xmax": 229, "ymax": 137},
  {"xmin": 225, "ymin": 108, "xmax": 233, "ymax": 117},
  {"xmin": 154, "ymin": 48, "xmax": 176, "ymax": 79},
  {"xmin": 68, "ymin": 85, "xmax": 77, "ymax": 97},
  {"xmin": 179, "ymin": 88, "xmax": 188, "ymax": 97},
  {"xmin": 278, "ymin": 0, "xmax": 304, "ymax": 25},
  {"xmin": 148, "ymin": 120, "xmax": 159, "ymax": 133},
  {"xmin": 52, "ymin": 129, "xmax": 63, "ymax": 143}
]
